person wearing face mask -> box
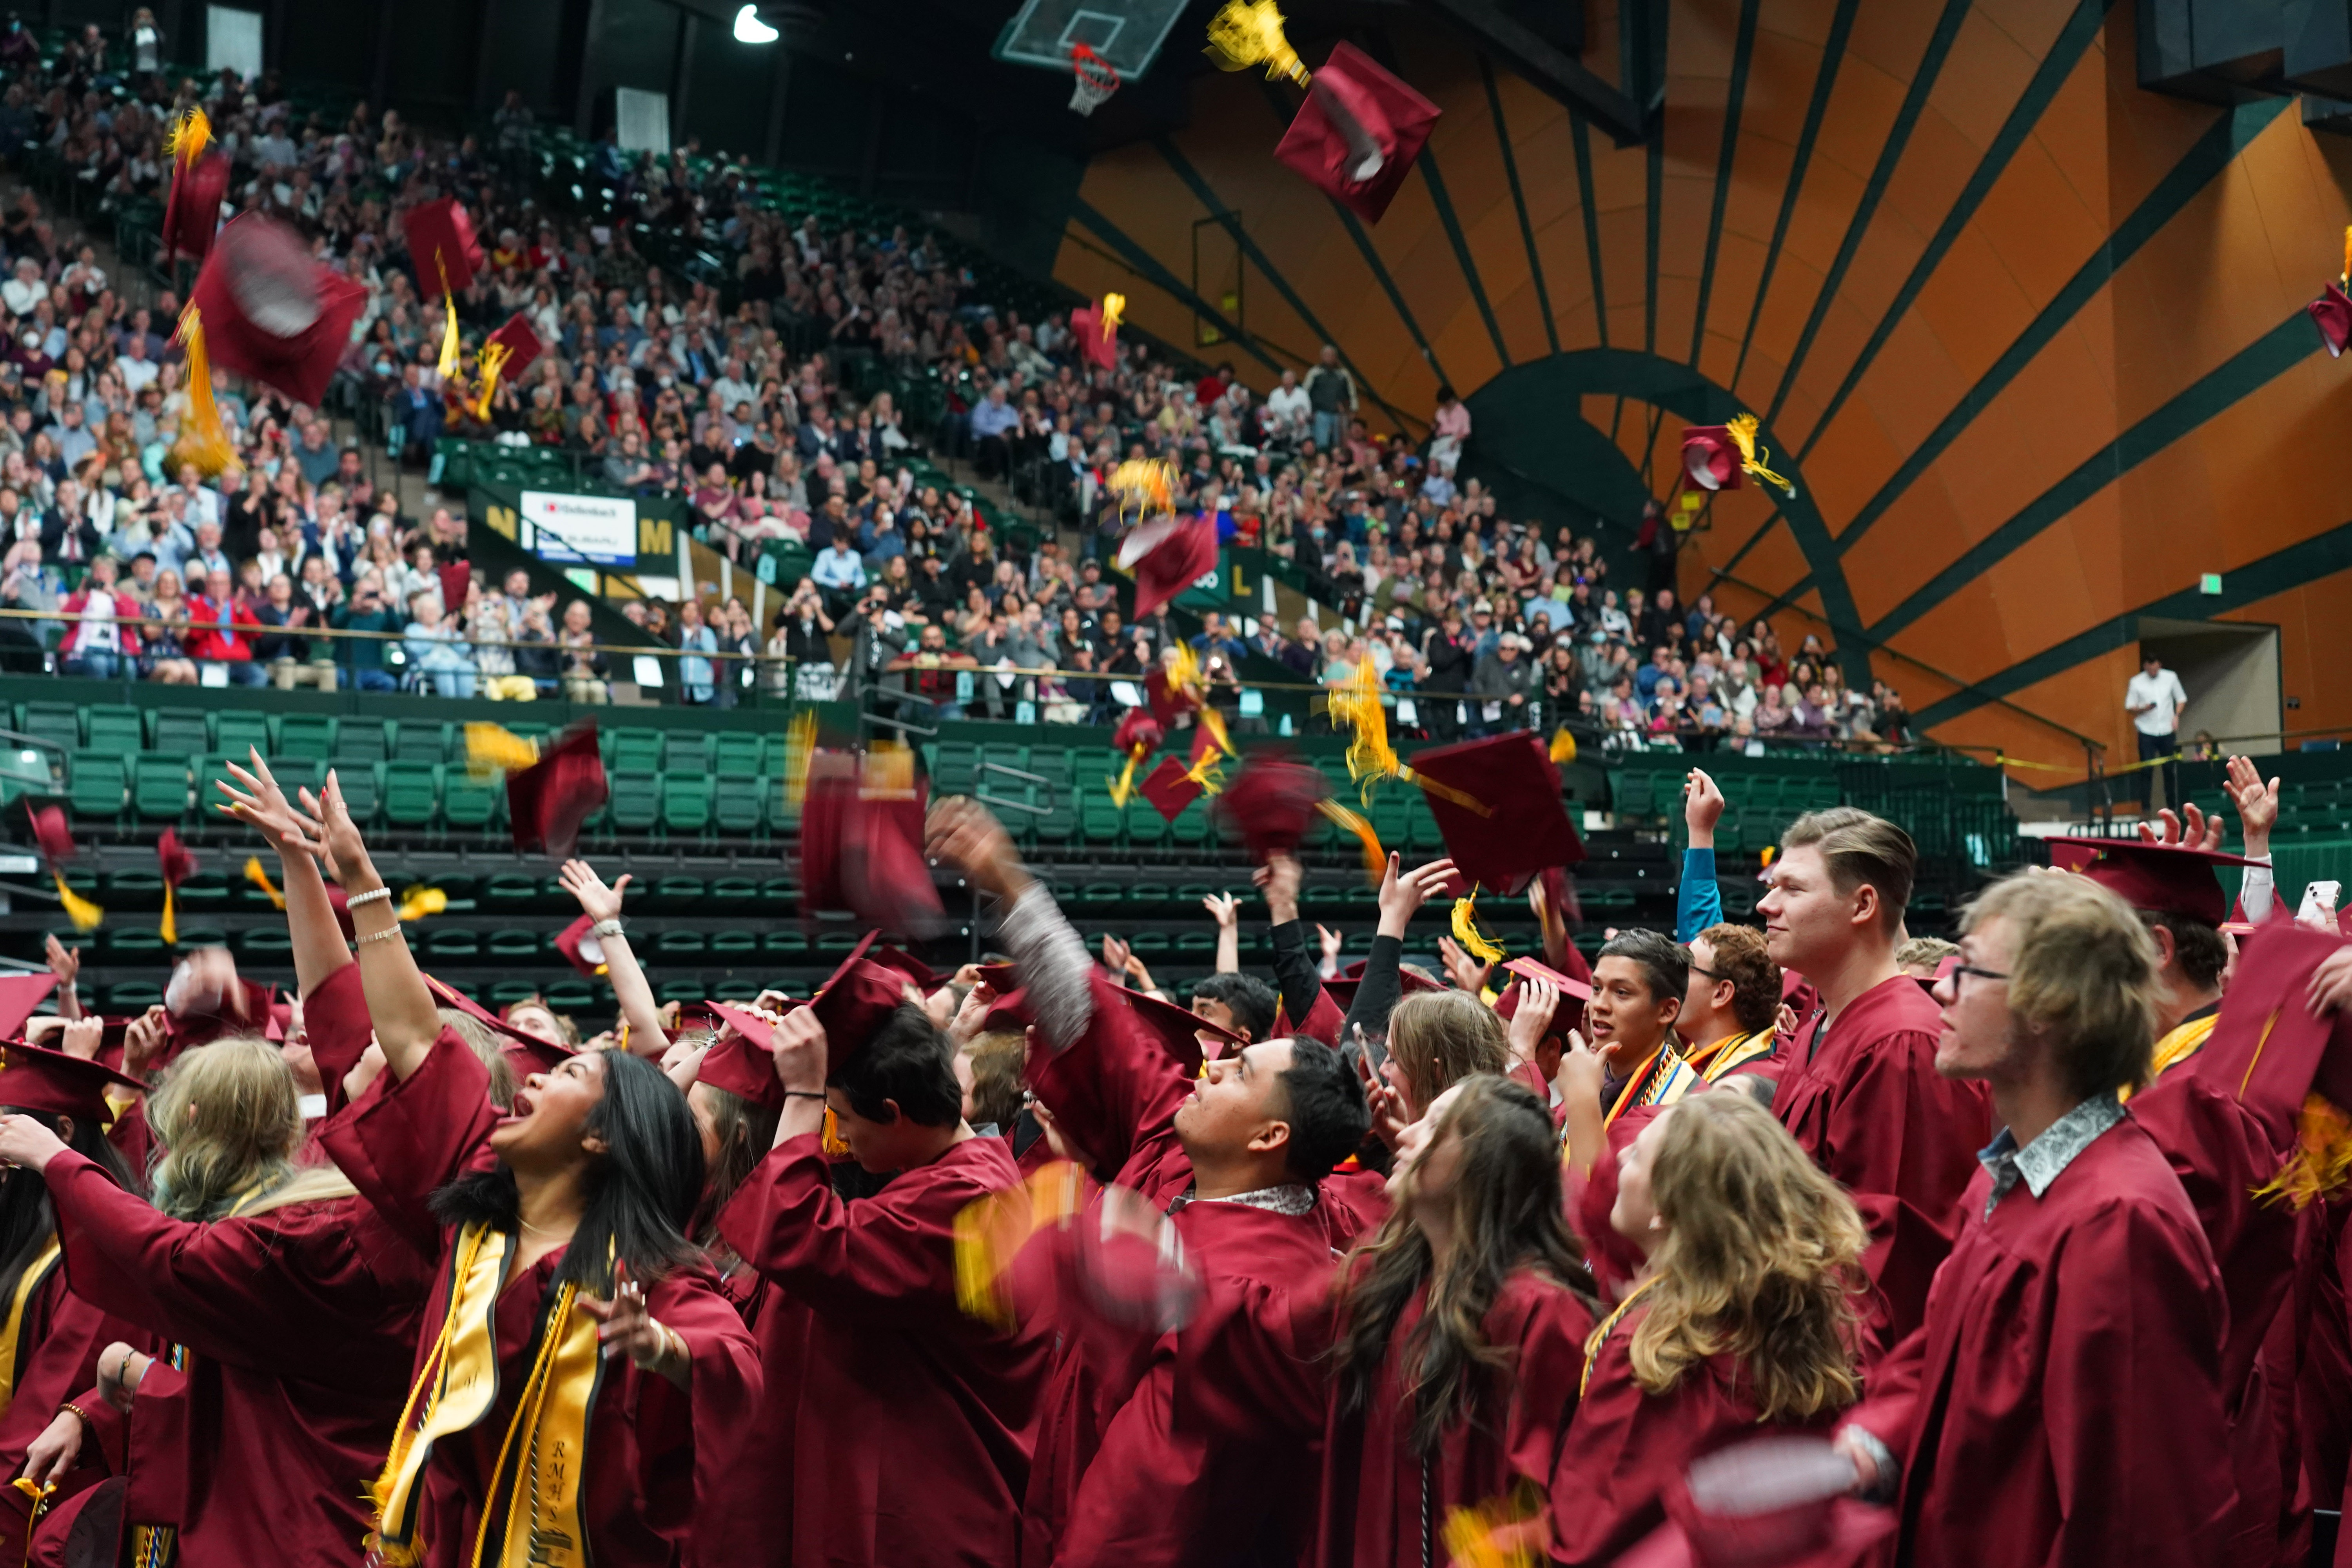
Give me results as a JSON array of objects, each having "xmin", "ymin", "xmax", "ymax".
[{"xmin": 1546, "ymin": 1092, "xmax": 1871, "ymax": 1565}]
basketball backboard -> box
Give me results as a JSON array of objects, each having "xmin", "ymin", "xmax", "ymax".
[{"xmin": 991, "ymin": 0, "xmax": 1192, "ymax": 78}]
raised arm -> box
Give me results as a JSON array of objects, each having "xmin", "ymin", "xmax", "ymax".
[
  {"xmin": 1342, "ymin": 855, "xmax": 1457, "ymax": 1047},
  {"xmin": 2224, "ymin": 755, "xmax": 2280, "ymax": 923},
  {"xmin": 929, "ymin": 797, "xmax": 1094, "ymax": 1052},
  {"xmin": 559, "ymin": 859, "xmax": 668, "ymax": 1056},
  {"xmin": 1204, "ymin": 890, "xmax": 1240, "ymax": 975},
  {"xmin": 1677, "ymin": 768, "xmax": 1726, "ymax": 942},
  {"xmin": 295, "ymin": 771, "xmax": 441, "ymax": 1080},
  {"xmin": 218, "ymin": 751, "xmax": 352, "ymax": 998},
  {"xmin": 1257, "ymin": 853, "xmax": 1326, "ymax": 1030}
]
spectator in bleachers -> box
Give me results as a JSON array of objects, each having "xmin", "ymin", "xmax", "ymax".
[
  {"xmin": 251, "ymin": 570, "xmax": 335, "ymax": 690},
  {"xmin": 401, "ymin": 588, "xmax": 474, "ymax": 697},
  {"xmin": 55, "ymin": 551, "xmax": 137, "ymax": 677},
  {"xmin": 185, "ymin": 564, "xmax": 263, "ymax": 685},
  {"xmin": 331, "ymin": 570, "xmax": 399, "ymax": 692},
  {"xmin": 674, "ymin": 597, "xmax": 717, "ymax": 705}
]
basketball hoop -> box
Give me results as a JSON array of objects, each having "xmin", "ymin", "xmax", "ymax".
[{"xmin": 1069, "ymin": 43, "xmax": 1121, "ymax": 115}]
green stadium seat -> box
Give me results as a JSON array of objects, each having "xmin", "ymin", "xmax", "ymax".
[
  {"xmin": 1125, "ymin": 797, "xmax": 1169, "ymax": 849},
  {"xmin": 708, "ymin": 877, "xmax": 760, "ymax": 911},
  {"xmin": 608, "ymin": 729, "xmax": 664, "ymax": 773},
  {"xmin": 333, "ymin": 721, "xmax": 389, "ymax": 765},
  {"xmin": 441, "ymin": 773, "xmax": 501, "ymax": 831},
  {"xmin": 648, "ymin": 877, "xmax": 706, "ymax": 911},
  {"xmin": 1031, "ymin": 794, "xmax": 1077, "ymax": 845},
  {"xmin": 544, "ymin": 979, "xmax": 598, "ymax": 1011},
  {"xmin": 487, "ymin": 930, "xmax": 541, "ymax": 960},
  {"xmin": 336, "ymin": 763, "xmax": 382, "ymax": 825},
  {"xmin": 67, "ymin": 754, "xmax": 125, "ymax": 820},
  {"xmin": 661, "ymin": 775, "xmax": 715, "ymax": 835},
  {"xmin": 150, "ymin": 710, "xmax": 211, "ymax": 757},
  {"xmin": 20, "ymin": 703, "xmax": 81, "ymax": 753},
  {"xmin": 711, "ymin": 930, "xmax": 757, "ymax": 958},
  {"xmin": 1614, "ymin": 772, "xmax": 1654, "ymax": 817},
  {"xmin": 214, "ymin": 714, "xmax": 270, "ymax": 758},
  {"xmin": 106, "ymin": 982, "xmax": 165, "ymax": 1011},
  {"xmin": 172, "ymin": 926, "xmax": 229, "ymax": 955},
  {"xmin": 606, "ymin": 771, "xmax": 661, "ymax": 834},
  {"xmin": 131, "ymin": 754, "xmax": 189, "ymax": 821},
  {"xmin": 711, "ymin": 980, "xmax": 764, "ymax": 1001},
  {"xmin": 656, "ymin": 979, "xmax": 706, "ymax": 1005},
  {"xmin": 85, "ymin": 706, "xmax": 143, "ymax": 756},
  {"xmin": 489, "ymin": 983, "xmax": 542, "ymax": 1007},
  {"xmin": 391, "ymin": 722, "xmax": 447, "ymax": 764},
  {"xmin": 174, "ymin": 872, "xmax": 230, "ymax": 911},
  {"xmin": 483, "ymin": 873, "xmax": 541, "ymax": 911},
  {"xmin": 713, "ymin": 733, "xmax": 764, "ymax": 778},
  {"xmin": 656, "ymin": 930, "xmax": 708, "ymax": 959},
  {"xmin": 712, "ymin": 776, "xmax": 766, "ymax": 834},
  {"xmin": 275, "ymin": 716, "xmax": 337, "ymax": 761},
  {"xmin": 109, "ymin": 928, "xmax": 167, "ymax": 963},
  {"xmin": 381, "ymin": 763, "xmax": 441, "ymax": 828},
  {"xmin": 426, "ymin": 927, "xmax": 480, "ymax": 960},
  {"xmin": 1080, "ymin": 795, "xmax": 1126, "ymax": 846},
  {"xmin": 661, "ymin": 733, "xmax": 713, "ymax": 774},
  {"xmin": 931, "ymin": 742, "xmax": 978, "ymax": 796},
  {"xmin": 240, "ymin": 927, "xmax": 293, "ymax": 960},
  {"xmin": 763, "ymin": 930, "xmax": 810, "ymax": 959}
]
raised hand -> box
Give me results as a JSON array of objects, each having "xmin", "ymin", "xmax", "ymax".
[
  {"xmin": 2223, "ymin": 755, "xmax": 2280, "ymax": 857},
  {"xmin": 1506, "ymin": 975, "xmax": 1559, "ymax": 1066},
  {"xmin": 0, "ymin": 1112, "xmax": 67, "ymax": 1173},
  {"xmin": 1100, "ymin": 933, "xmax": 1134, "ymax": 977},
  {"xmin": 558, "ymin": 859, "xmax": 630, "ymax": 924},
  {"xmin": 218, "ymin": 750, "xmax": 324, "ymax": 861},
  {"xmin": 579, "ymin": 1259, "xmax": 685, "ymax": 1373},
  {"xmin": 292, "ymin": 770, "xmax": 375, "ymax": 888},
  {"xmin": 1436, "ymin": 933, "xmax": 1492, "ymax": 996},
  {"xmin": 1377, "ymin": 855, "xmax": 1457, "ymax": 938},
  {"xmin": 42, "ymin": 933, "xmax": 77, "ymax": 990},
  {"xmin": 926, "ymin": 797, "xmax": 1030, "ymax": 902},
  {"xmin": 1201, "ymin": 891, "xmax": 1239, "ymax": 929},
  {"xmin": 1553, "ymin": 1027, "xmax": 1606, "ymax": 1108},
  {"xmin": 1683, "ymin": 768, "xmax": 1726, "ymax": 847},
  {"xmin": 1317, "ymin": 924, "xmax": 1344, "ymax": 963},
  {"xmin": 57, "ymin": 1015, "xmax": 102, "ymax": 1062},
  {"xmin": 2137, "ymin": 802, "xmax": 2223, "ymax": 853},
  {"xmin": 122, "ymin": 1005, "xmax": 169, "ymax": 1079}
]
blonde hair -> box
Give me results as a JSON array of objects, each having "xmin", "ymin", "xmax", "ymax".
[
  {"xmin": 1385, "ymin": 991, "xmax": 1510, "ymax": 1117},
  {"xmin": 962, "ymin": 1029, "xmax": 1027, "ymax": 1132},
  {"xmin": 438, "ymin": 1007, "xmax": 520, "ymax": 1109},
  {"xmin": 1781, "ymin": 808, "xmax": 1915, "ymax": 935},
  {"xmin": 1629, "ymin": 1093, "xmax": 1869, "ymax": 1422},
  {"xmin": 147, "ymin": 1036, "xmax": 357, "ymax": 1221},
  {"xmin": 1962, "ymin": 871, "xmax": 2161, "ymax": 1097}
]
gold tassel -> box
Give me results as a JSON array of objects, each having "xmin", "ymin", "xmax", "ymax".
[
  {"xmin": 469, "ymin": 339, "xmax": 511, "ymax": 422},
  {"xmin": 244, "ymin": 856, "xmax": 287, "ymax": 910},
  {"xmin": 1203, "ymin": 0, "xmax": 1310, "ymax": 84},
  {"xmin": 165, "ymin": 106, "xmax": 211, "ymax": 168},
  {"xmin": 1108, "ymin": 751, "xmax": 1143, "ymax": 809},
  {"xmin": 1107, "ymin": 458, "xmax": 1175, "ymax": 523},
  {"xmin": 1100, "ymin": 293, "xmax": 1125, "ymax": 338},
  {"xmin": 1452, "ymin": 887, "xmax": 1506, "ymax": 964},
  {"xmin": 1196, "ymin": 704, "xmax": 1234, "ymax": 760},
  {"xmin": 436, "ymin": 289, "xmax": 461, "ymax": 381},
  {"xmin": 781, "ymin": 709, "xmax": 818, "ymax": 809},
  {"xmin": 170, "ymin": 307, "xmax": 235, "ymax": 477},
  {"xmin": 2341, "ymin": 223, "xmax": 2350, "ymax": 287},
  {"xmin": 1440, "ymin": 1480, "xmax": 1549, "ymax": 1568},
  {"xmin": 54, "ymin": 873, "xmax": 101, "ymax": 933},
  {"xmin": 1549, "ymin": 728, "xmax": 1578, "ymax": 765},
  {"xmin": 1725, "ymin": 413, "xmax": 1796, "ymax": 497},
  {"xmin": 160, "ymin": 886, "xmax": 176, "ymax": 946},
  {"xmin": 395, "ymin": 887, "xmax": 446, "ymax": 923},
  {"xmin": 2255, "ymin": 1094, "xmax": 2352, "ymax": 1210},
  {"xmin": 952, "ymin": 1161, "xmax": 1083, "ymax": 1328},
  {"xmin": 1318, "ymin": 799, "xmax": 1385, "ymax": 882},
  {"xmin": 820, "ymin": 1105, "xmax": 852, "ymax": 1159},
  {"xmin": 463, "ymin": 721, "xmax": 539, "ymax": 779},
  {"xmin": 1330, "ymin": 660, "xmax": 1399, "ymax": 802},
  {"xmin": 1182, "ymin": 744, "xmax": 1228, "ymax": 797}
]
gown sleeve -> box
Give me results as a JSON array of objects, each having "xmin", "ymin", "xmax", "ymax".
[
  {"xmin": 1022, "ymin": 970, "xmax": 1189, "ymax": 1181},
  {"xmin": 718, "ymin": 1134, "xmax": 962, "ymax": 1322},
  {"xmin": 633, "ymin": 1269, "xmax": 764, "ymax": 1536},
  {"xmin": 299, "ymin": 961, "xmax": 372, "ymax": 1120},
  {"xmin": 1172, "ymin": 1271, "xmax": 1338, "ymax": 1442},
  {"xmin": 314, "ymin": 1027, "xmax": 497, "ymax": 1257}
]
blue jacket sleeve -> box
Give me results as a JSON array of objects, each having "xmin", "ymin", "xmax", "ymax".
[{"xmin": 1677, "ymin": 846, "xmax": 1721, "ymax": 942}]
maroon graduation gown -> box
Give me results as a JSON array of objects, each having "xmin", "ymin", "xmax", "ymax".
[
  {"xmin": 1769, "ymin": 975, "xmax": 1987, "ymax": 1355},
  {"xmin": 1846, "ymin": 1112, "xmax": 2235, "ymax": 1568},
  {"xmin": 1548, "ymin": 1304, "xmax": 1837, "ymax": 1566},
  {"xmin": 36, "ymin": 1154, "xmax": 434, "ymax": 1567},
  {"xmin": 688, "ymin": 1268, "xmax": 808, "ymax": 1568},
  {"xmin": 0, "ymin": 1263, "xmax": 152, "ymax": 1568},
  {"xmin": 1022, "ymin": 975, "xmax": 1339, "ymax": 1568},
  {"xmin": 321, "ymin": 1033, "xmax": 762, "ymax": 1568},
  {"xmin": 1184, "ymin": 1263, "xmax": 1593, "ymax": 1568},
  {"xmin": 718, "ymin": 1130, "xmax": 1048, "ymax": 1568}
]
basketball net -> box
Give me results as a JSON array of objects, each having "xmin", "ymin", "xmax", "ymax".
[{"xmin": 1069, "ymin": 43, "xmax": 1120, "ymax": 115}]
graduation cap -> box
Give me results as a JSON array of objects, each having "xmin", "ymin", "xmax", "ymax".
[
  {"xmin": 467, "ymin": 313, "xmax": 545, "ymax": 419},
  {"xmin": 2183, "ymin": 926, "xmax": 2352, "ymax": 1180},
  {"xmin": 2045, "ymin": 837, "xmax": 2263, "ymax": 929},
  {"xmin": 0, "ymin": 1039, "xmax": 147, "ymax": 1125},
  {"xmin": 160, "ymin": 150, "xmax": 228, "ymax": 265},
  {"xmin": 1680, "ymin": 413, "xmax": 1795, "ymax": 497},
  {"xmin": 1614, "ymin": 1437, "xmax": 1895, "ymax": 1568},
  {"xmin": 425, "ymin": 975, "xmax": 573, "ymax": 1078},
  {"xmin": 2313, "ymin": 283, "xmax": 2352, "ymax": 358},
  {"xmin": 1402, "ymin": 732, "xmax": 1584, "ymax": 898},
  {"xmin": 1118, "ymin": 512, "xmax": 1221, "ymax": 622},
  {"xmin": 1069, "ymin": 292, "xmax": 1122, "ymax": 372},
  {"xmin": 1108, "ymin": 708, "xmax": 1167, "ymax": 809},
  {"xmin": 186, "ymin": 216, "xmax": 370, "ymax": 408},
  {"xmin": 1124, "ymin": 986, "xmax": 1245, "ymax": 1074},
  {"xmin": 1319, "ymin": 968, "xmax": 1448, "ymax": 1014},
  {"xmin": 156, "ymin": 829, "xmax": 197, "ymax": 946},
  {"xmin": 808, "ymin": 931, "xmax": 926, "ymax": 1073},
  {"xmin": 871, "ymin": 946, "xmax": 944, "ymax": 993},
  {"xmin": 1493, "ymin": 955, "xmax": 1591, "ymax": 1046},
  {"xmin": 1272, "ymin": 41, "xmax": 1440, "ymax": 226},
  {"xmin": 553, "ymin": 914, "xmax": 608, "ymax": 977},
  {"xmin": 495, "ymin": 724, "xmax": 609, "ymax": 861},
  {"xmin": 402, "ymin": 198, "xmax": 484, "ymax": 297},
  {"xmin": 1138, "ymin": 756, "xmax": 1208, "ymax": 823},
  {"xmin": 701, "ymin": 1003, "xmax": 796, "ymax": 1111},
  {"xmin": 1215, "ymin": 749, "xmax": 1329, "ymax": 862},
  {"xmin": 26, "ymin": 804, "xmax": 101, "ymax": 932},
  {"xmin": 0, "ymin": 975, "xmax": 56, "ymax": 1042},
  {"xmin": 797, "ymin": 749, "xmax": 944, "ymax": 935}
]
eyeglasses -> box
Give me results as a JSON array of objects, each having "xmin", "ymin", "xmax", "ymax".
[
  {"xmin": 1686, "ymin": 964, "xmax": 1724, "ymax": 982},
  {"xmin": 1950, "ymin": 964, "xmax": 2011, "ymax": 985}
]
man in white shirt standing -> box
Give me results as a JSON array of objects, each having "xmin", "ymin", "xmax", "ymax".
[{"xmin": 2125, "ymin": 652, "xmax": 2190, "ymax": 810}]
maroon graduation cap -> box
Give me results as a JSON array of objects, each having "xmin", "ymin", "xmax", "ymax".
[
  {"xmin": 1126, "ymin": 987, "xmax": 1245, "ymax": 1074},
  {"xmin": 2045, "ymin": 837, "xmax": 2263, "ymax": 930},
  {"xmin": 553, "ymin": 914, "xmax": 607, "ymax": 977},
  {"xmin": 188, "ymin": 216, "xmax": 369, "ymax": 407},
  {"xmin": 1492, "ymin": 955, "xmax": 1593, "ymax": 1045},
  {"xmin": 424, "ymin": 974, "xmax": 573, "ymax": 1078},
  {"xmin": 808, "ymin": 931, "xmax": 924, "ymax": 1073},
  {"xmin": 1069, "ymin": 298, "xmax": 1120, "ymax": 372},
  {"xmin": 157, "ymin": 828, "xmax": 198, "ymax": 945},
  {"xmin": 701, "ymin": 1002, "xmax": 797, "ymax": 1111},
  {"xmin": 506, "ymin": 725, "xmax": 609, "ymax": 862},
  {"xmin": 1137, "ymin": 756, "xmax": 1206, "ymax": 823},
  {"xmin": 1114, "ymin": 707, "xmax": 1164, "ymax": 763},
  {"xmin": 402, "ymin": 198, "xmax": 484, "ymax": 296},
  {"xmin": 1120, "ymin": 514, "xmax": 1220, "ymax": 622},
  {"xmin": 1403, "ymin": 733, "xmax": 1584, "ymax": 897},
  {"xmin": 160, "ymin": 151, "xmax": 229, "ymax": 265},
  {"xmin": 0, "ymin": 1039, "xmax": 145, "ymax": 1124},
  {"xmin": 2312, "ymin": 283, "xmax": 2352, "ymax": 358},
  {"xmin": 1682, "ymin": 425, "xmax": 1743, "ymax": 492},
  {"xmin": 0, "ymin": 975, "xmax": 56, "ymax": 1041},
  {"xmin": 484, "ymin": 313, "xmax": 544, "ymax": 379},
  {"xmin": 798, "ymin": 751, "xmax": 943, "ymax": 935},
  {"xmin": 1215, "ymin": 749, "xmax": 1328, "ymax": 863},
  {"xmin": 1272, "ymin": 42, "xmax": 1439, "ymax": 225}
]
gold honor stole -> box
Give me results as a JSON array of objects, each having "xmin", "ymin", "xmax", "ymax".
[
  {"xmin": 1684, "ymin": 1028, "xmax": 1777, "ymax": 1083},
  {"xmin": 369, "ymin": 1222, "xmax": 605, "ymax": 1568},
  {"xmin": 2119, "ymin": 1012, "xmax": 2222, "ymax": 1103},
  {"xmin": 0, "ymin": 1236, "xmax": 60, "ymax": 1417},
  {"xmin": 1579, "ymin": 1275, "xmax": 1659, "ymax": 1398},
  {"xmin": 1603, "ymin": 1047, "xmax": 1698, "ymax": 1129}
]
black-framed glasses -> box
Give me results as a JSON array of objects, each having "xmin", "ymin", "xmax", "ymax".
[
  {"xmin": 1687, "ymin": 964, "xmax": 1724, "ymax": 983},
  {"xmin": 1951, "ymin": 964, "xmax": 2011, "ymax": 985}
]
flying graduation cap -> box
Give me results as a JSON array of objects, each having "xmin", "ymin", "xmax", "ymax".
[
  {"xmin": 27, "ymin": 804, "xmax": 100, "ymax": 932},
  {"xmin": 185, "ymin": 216, "xmax": 370, "ymax": 408},
  {"xmin": 1069, "ymin": 292, "xmax": 1123, "ymax": 372},
  {"xmin": 2312, "ymin": 226, "xmax": 2352, "ymax": 358},
  {"xmin": 701, "ymin": 1002, "xmax": 796, "ymax": 1111},
  {"xmin": 798, "ymin": 748, "xmax": 944, "ymax": 936},
  {"xmin": 1119, "ymin": 512, "xmax": 1222, "ymax": 623},
  {"xmin": 1681, "ymin": 413, "xmax": 1796, "ymax": 497},
  {"xmin": 403, "ymin": 198, "xmax": 484, "ymax": 381},
  {"xmin": 466, "ymin": 723, "xmax": 609, "ymax": 862},
  {"xmin": 156, "ymin": 829, "xmax": 197, "ymax": 946}
]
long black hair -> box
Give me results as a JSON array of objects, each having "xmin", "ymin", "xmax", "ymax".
[
  {"xmin": 431, "ymin": 1049, "xmax": 706, "ymax": 1294},
  {"xmin": 0, "ymin": 1106, "xmax": 136, "ymax": 1310}
]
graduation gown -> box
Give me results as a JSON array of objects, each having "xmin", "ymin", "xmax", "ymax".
[
  {"xmin": 718, "ymin": 1129, "xmax": 1048, "ymax": 1568},
  {"xmin": 1769, "ymin": 976, "xmax": 1987, "ymax": 1355},
  {"xmin": 689, "ymin": 1267, "xmax": 807, "ymax": 1568},
  {"xmin": 1183, "ymin": 1263, "xmax": 1593, "ymax": 1568},
  {"xmin": 1846, "ymin": 1112, "xmax": 2235, "ymax": 1568},
  {"xmin": 1022, "ymin": 976, "xmax": 1339, "ymax": 1568},
  {"xmin": 0, "ymin": 1251, "xmax": 152, "ymax": 1568},
  {"xmin": 321, "ymin": 1032, "xmax": 762, "ymax": 1568},
  {"xmin": 1547, "ymin": 1303, "xmax": 1837, "ymax": 1567}
]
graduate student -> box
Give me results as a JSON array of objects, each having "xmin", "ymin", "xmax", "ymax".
[
  {"xmin": 1761, "ymin": 808, "xmax": 1988, "ymax": 1354},
  {"xmin": 1675, "ymin": 923, "xmax": 1783, "ymax": 1083},
  {"xmin": 289, "ymin": 769, "xmax": 761, "ymax": 1568},
  {"xmin": 716, "ymin": 926, "xmax": 1049, "ymax": 1568},
  {"xmin": 1835, "ymin": 870, "xmax": 2236, "ymax": 1566},
  {"xmin": 1547, "ymin": 1091, "xmax": 1869, "ymax": 1564},
  {"xmin": 928, "ymin": 797, "xmax": 1370, "ymax": 1568}
]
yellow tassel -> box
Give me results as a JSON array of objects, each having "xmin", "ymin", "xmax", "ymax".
[
  {"xmin": 820, "ymin": 1105, "xmax": 851, "ymax": 1159},
  {"xmin": 160, "ymin": 885, "xmax": 176, "ymax": 946},
  {"xmin": 1182, "ymin": 744, "xmax": 1228, "ymax": 797},
  {"xmin": 1108, "ymin": 751, "xmax": 1142, "ymax": 809},
  {"xmin": 1725, "ymin": 413, "xmax": 1796, "ymax": 497},
  {"xmin": 2341, "ymin": 223, "xmax": 2350, "ymax": 287},
  {"xmin": 1318, "ymin": 799, "xmax": 1385, "ymax": 882},
  {"xmin": 463, "ymin": 722, "xmax": 539, "ymax": 779},
  {"xmin": 396, "ymin": 887, "xmax": 446, "ymax": 924},
  {"xmin": 54, "ymin": 873, "xmax": 101, "ymax": 933},
  {"xmin": 781, "ymin": 709, "xmax": 818, "ymax": 808},
  {"xmin": 1452, "ymin": 887, "xmax": 1506, "ymax": 964},
  {"xmin": 169, "ymin": 308, "xmax": 235, "ymax": 477},
  {"xmin": 436, "ymin": 289, "xmax": 461, "ymax": 381},
  {"xmin": 243, "ymin": 856, "xmax": 287, "ymax": 910},
  {"xmin": 1330, "ymin": 659, "xmax": 1399, "ymax": 802},
  {"xmin": 1549, "ymin": 728, "xmax": 1578, "ymax": 765},
  {"xmin": 469, "ymin": 339, "xmax": 511, "ymax": 422},
  {"xmin": 1100, "ymin": 293, "xmax": 1125, "ymax": 338},
  {"xmin": 1440, "ymin": 1480, "xmax": 1549, "ymax": 1568},
  {"xmin": 2255, "ymin": 1094, "xmax": 2352, "ymax": 1210},
  {"xmin": 1203, "ymin": 0, "xmax": 1310, "ymax": 84},
  {"xmin": 1107, "ymin": 458, "xmax": 1175, "ymax": 523},
  {"xmin": 952, "ymin": 1161, "xmax": 1083, "ymax": 1328},
  {"xmin": 1760, "ymin": 845, "xmax": 1776, "ymax": 868},
  {"xmin": 11, "ymin": 1477, "xmax": 52, "ymax": 1534},
  {"xmin": 165, "ymin": 106, "xmax": 211, "ymax": 169},
  {"xmin": 1196, "ymin": 705, "xmax": 1235, "ymax": 760}
]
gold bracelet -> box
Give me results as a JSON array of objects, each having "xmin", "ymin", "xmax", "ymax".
[{"xmin": 354, "ymin": 925, "xmax": 407, "ymax": 946}]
